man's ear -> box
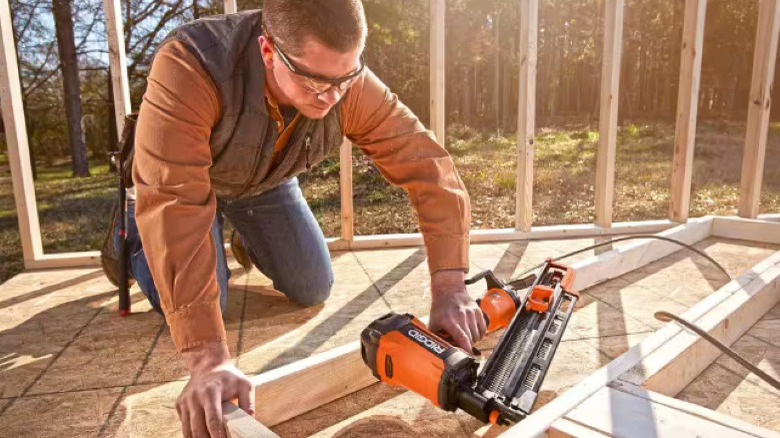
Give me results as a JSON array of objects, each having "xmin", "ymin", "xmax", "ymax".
[{"xmin": 258, "ymin": 36, "xmax": 274, "ymax": 69}]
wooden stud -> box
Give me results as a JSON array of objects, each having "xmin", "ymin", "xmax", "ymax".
[
  {"xmin": 515, "ymin": 0, "xmax": 538, "ymax": 232},
  {"xmin": 595, "ymin": 0, "xmax": 625, "ymax": 228},
  {"xmin": 557, "ymin": 382, "xmax": 780, "ymax": 438},
  {"xmin": 0, "ymin": 0, "xmax": 44, "ymax": 267},
  {"xmin": 739, "ymin": 0, "xmax": 780, "ymax": 218},
  {"xmin": 429, "ymin": 0, "xmax": 445, "ymax": 146},
  {"xmin": 340, "ymin": 139, "xmax": 354, "ymax": 242},
  {"xmin": 102, "ymin": 0, "xmax": 132, "ymax": 138},
  {"xmin": 224, "ymin": 0, "xmax": 237, "ymax": 14},
  {"xmin": 669, "ymin": 0, "xmax": 707, "ymax": 223},
  {"xmin": 223, "ymin": 402, "xmax": 279, "ymax": 438}
]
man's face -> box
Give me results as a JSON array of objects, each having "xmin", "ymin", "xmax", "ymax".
[{"xmin": 259, "ymin": 34, "xmax": 362, "ymax": 119}]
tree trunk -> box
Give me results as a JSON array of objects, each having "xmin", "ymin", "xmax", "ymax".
[{"xmin": 52, "ymin": 0, "xmax": 89, "ymax": 177}]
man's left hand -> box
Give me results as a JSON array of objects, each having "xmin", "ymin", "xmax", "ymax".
[{"xmin": 428, "ymin": 270, "xmax": 487, "ymax": 352}]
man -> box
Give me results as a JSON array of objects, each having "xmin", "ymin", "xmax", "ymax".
[{"xmin": 131, "ymin": 1, "xmax": 484, "ymax": 437}]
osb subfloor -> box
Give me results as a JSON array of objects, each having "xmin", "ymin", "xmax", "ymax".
[
  {"xmin": 677, "ymin": 299, "xmax": 780, "ymax": 432},
  {"xmin": 0, "ymin": 236, "xmax": 777, "ymax": 438}
]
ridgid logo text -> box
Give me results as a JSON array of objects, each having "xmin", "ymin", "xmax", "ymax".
[{"xmin": 408, "ymin": 329, "xmax": 446, "ymax": 354}]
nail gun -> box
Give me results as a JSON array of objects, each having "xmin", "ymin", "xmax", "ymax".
[{"xmin": 360, "ymin": 259, "xmax": 578, "ymax": 426}]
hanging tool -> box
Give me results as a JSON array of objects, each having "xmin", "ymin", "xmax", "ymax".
[{"xmin": 361, "ymin": 259, "xmax": 578, "ymax": 425}]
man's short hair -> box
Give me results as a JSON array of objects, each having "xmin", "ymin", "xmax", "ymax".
[{"xmin": 263, "ymin": 0, "xmax": 367, "ymax": 57}]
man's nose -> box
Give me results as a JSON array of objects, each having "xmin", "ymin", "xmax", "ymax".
[{"xmin": 318, "ymin": 87, "xmax": 343, "ymax": 106}]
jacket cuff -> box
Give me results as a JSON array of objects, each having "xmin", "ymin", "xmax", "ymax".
[
  {"xmin": 424, "ymin": 234, "xmax": 470, "ymax": 274},
  {"xmin": 166, "ymin": 302, "xmax": 227, "ymax": 352}
]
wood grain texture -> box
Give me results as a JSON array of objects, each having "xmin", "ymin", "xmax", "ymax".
[
  {"xmin": 0, "ymin": 0, "xmax": 43, "ymax": 266},
  {"xmin": 739, "ymin": 0, "xmax": 780, "ymax": 218},
  {"xmin": 669, "ymin": 0, "xmax": 707, "ymax": 223},
  {"xmin": 515, "ymin": 0, "xmax": 538, "ymax": 232},
  {"xmin": 595, "ymin": 0, "xmax": 625, "ymax": 228}
]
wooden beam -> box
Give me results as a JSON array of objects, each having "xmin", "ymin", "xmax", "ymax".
[
  {"xmin": 500, "ymin": 245, "xmax": 777, "ymax": 438},
  {"xmin": 595, "ymin": 0, "xmax": 625, "ymax": 228},
  {"xmin": 556, "ymin": 381, "xmax": 780, "ymax": 438},
  {"xmin": 223, "ymin": 402, "xmax": 279, "ymax": 438},
  {"xmin": 0, "ymin": 0, "xmax": 44, "ymax": 267},
  {"xmin": 340, "ymin": 139, "xmax": 354, "ymax": 242},
  {"xmin": 711, "ymin": 216, "xmax": 780, "ymax": 244},
  {"xmin": 224, "ymin": 0, "xmax": 237, "ymax": 14},
  {"xmin": 515, "ymin": 0, "xmax": 538, "ymax": 232},
  {"xmin": 102, "ymin": 0, "xmax": 132, "ymax": 138},
  {"xmin": 739, "ymin": 0, "xmax": 780, "ymax": 218},
  {"xmin": 619, "ymin": 250, "xmax": 780, "ymax": 396},
  {"xmin": 429, "ymin": 0, "xmax": 445, "ymax": 146},
  {"xmin": 669, "ymin": 0, "xmax": 707, "ymax": 223},
  {"xmin": 27, "ymin": 219, "xmax": 679, "ymax": 269}
]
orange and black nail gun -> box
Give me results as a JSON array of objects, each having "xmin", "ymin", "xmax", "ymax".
[{"xmin": 360, "ymin": 259, "xmax": 578, "ymax": 426}]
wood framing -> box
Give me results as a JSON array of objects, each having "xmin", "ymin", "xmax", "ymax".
[
  {"xmin": 223, "ymin": 402, "xmax": 279, "ymax": 438},
  {"xmin": 0, "ymin": 0, "xmax": 44, "ymax": 268},
  {"xmin": 551, "ymin": 381, "xmax": 780, "ymax": 438},
  {"xmin": 594, "ymin": 0, "xmax": 625, "ymax": 228},
  {"xmin": 340, "ymin": 140, "xmax": 355, "ymax": 242},
  {"xmin": 224, "ymin": 0, "xmax": 237, "ymax": 14},
  {"xmin": 500, "ymin": 225, "xmax": 780, "ymax": 437},
  {"xmin": 515, "ymin": 0, "xmax": 538, "ymax": 232},
  {"xmin": 228, "ymin": 217, "xmax": 723, "ymax": 430},
  {"xmin": 669, "ymin": 0, "xmax": 707, "ymax": 223},
  {"xmin": 429, "ymin": 0, "xmax": 445, "ymax": 146},
  {"xmin": 103, "ymin": 0, "xmax": 132, "ymax": 137},
  {"xmin": 739, "ymin": 0, "xmax": 780, "ymax": 218}
]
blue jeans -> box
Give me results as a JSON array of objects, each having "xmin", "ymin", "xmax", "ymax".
[{"xmin": 116, "ymin": 178, "xmax": 333, "ymax": 315}]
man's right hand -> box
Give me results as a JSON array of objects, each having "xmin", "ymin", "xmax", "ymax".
[{"xmin": 178, "ymin": 341, "xmax": 255, "ymax": 438}]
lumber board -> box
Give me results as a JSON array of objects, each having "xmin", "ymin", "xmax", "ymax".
[
  {"xmin": 339, "ymin": 139, "xmax": 355, "ymax": 242},
  {"xmin": 595, "ymin": 0, "xmax": 625, "ymax": 227},
  {"xmin": 223, "ymin": 402, "xmax": 279, "ymax": 438},
  {"xmin": 618, "ymin": 250, "xmax": 780, "ymax": 396},
  {"xmin": 0, "ymin": 0, "xmax": 44, "ymax": 266},
  {"xmin": 712, "ymin": 216, "xmax": 780, "ymax": 245},
  {"xmin": 224, "ymin": 0, "xmax": 237, "ymax": 14},
  {"xmin": 558, "ymin": 382, "xmax": 780, "ymax": 438},
  {"xmin": 739, "ymin": 0, "xmax": 780, "ymax": 218},
  {"xmin": 499, "ymin": 245, "xmax": 777, "ymax": 438},
  {"xmin": 515, "ymin": 0, "xmax": 538, "ymax": 232},
  {"xmin": 102, "ymin": 0, "xmax": 132, "ymax": 137},
  {"xmin": 430, "ymin": 0, "xmax": 445, "ymax": 146},
  {"xmin": 669, "ymin": 0, "xmax": 707, "ymax": 223}
]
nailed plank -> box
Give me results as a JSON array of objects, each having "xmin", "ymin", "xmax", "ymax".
[
  {"xmin": 739, "ymin": 0, "xmax": 780, "ymax": 218},
  {"xmin": 223, "ymin": 402, "xmax": 279, "ymax": 438},
  {"xmin": 618, "ymin": 250, "xmax": 780, "ymax": 396},
  {"xmin": 594, "ymin": 0, "xmax": 625, "ymax": 228},
  {"xmin": 340, "ymin": 139, "xmax": 355, "ymax": 242},
  {"xmin": 429, "ymin": 0, "xmax": 445, "ymax": 146},
  {"xmin": 0, "ymin": 0, "xmax": 43, "ymax": 266},
  {"xmin": 102, "ymin": 0, "xmax": 132, "ymax": 137},
  {"xmin": 712, "ymin": 216, "xmax": 780, "ymax": 245},
  {"xmin": 669, "ymin": 0, "xmax": 707, "ymax": 223},
  {"xmin": 569, "ymin": 216, "xmax": 712, "ymax": 291},
  {"xmin": 560, "ymin": 383, "xmax": 780, "ymax": 438},
  {"xmin": 515, "ymin": 0, "xmax": 538, "ymax": 232}
]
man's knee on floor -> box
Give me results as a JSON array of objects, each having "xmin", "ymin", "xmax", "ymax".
[{"xmin": 277, "ymin": 273, "xmax": 333, "ymax": 307}]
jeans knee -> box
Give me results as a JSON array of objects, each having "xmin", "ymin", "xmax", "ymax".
[{"xmin": 278, "ymin": 272, "xmax": 333, "ymax": 307}]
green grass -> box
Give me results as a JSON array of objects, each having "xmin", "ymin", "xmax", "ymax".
[{"xmin": 2, "ymin": 120, "xmax": 780, "ymax": 284}]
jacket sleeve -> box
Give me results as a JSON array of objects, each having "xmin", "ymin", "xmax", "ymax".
[
  {"xmin": 132, "ymin": 40, "xmax": 226, "ymax": 351},
  {"xmin": 340, "ymin": 69, "xmax": 471, "ymax": 273}
]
